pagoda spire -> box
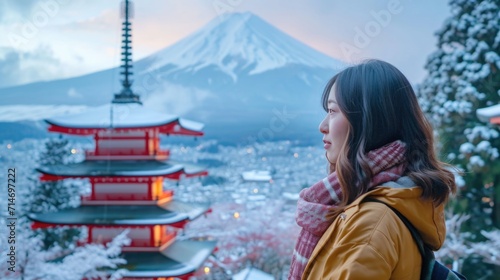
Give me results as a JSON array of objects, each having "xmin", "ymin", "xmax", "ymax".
[{"xmin": 112, "ymin": 0, "xmax": 141, "ymax": 104}]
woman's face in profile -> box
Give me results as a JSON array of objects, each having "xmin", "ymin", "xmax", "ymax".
[{"xmin": 319, "ymin": 85, "xmax": 349, "ymax": 168}]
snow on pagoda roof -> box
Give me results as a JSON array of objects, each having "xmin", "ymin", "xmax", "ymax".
[
  {"xmin": 233, "ymin": 267, "xmax": 274, "ymax": 280},
  {"xmin": 122, "ymin": 240, "xmax": 216, "ymax": 277},
  {"xmin": 36, "ymin": 159, "xmax": 206, "ymax": 180},
  {"xmin": 28, "ymin": 200, "xmax": 209, "ymax": 226},
  {"xmin": 45, "ymin": 103, "xmax": 204, "ymax": 132},
  {"xmin": 477, "ymin": 104, "xmax": 500, "ymax": 123}
]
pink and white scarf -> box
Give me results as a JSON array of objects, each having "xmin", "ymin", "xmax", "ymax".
[{"xmin": 288, "ymin": 140, "xmax": 407, "ymax": 279}]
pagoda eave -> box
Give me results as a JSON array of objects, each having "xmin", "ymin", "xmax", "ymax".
[
  {"xmin": 28, "ymin": 201, "xmax": 210, "ymax": 228},
  {"xmin": 38, "ymin": 170, "xmax": 177, "ymax": 181},
  {"xmin": 119, "ymin": 240, "xmax": 217, "ymax": 278},
  {"xmin": 36, "ymin": 160, "xmax": 208, "ymax": 181},
  {"xmin": 30, "ymin": 219, "xmax": 189, "ymax": 229},
  {"xmin": 38, "ymin": 170, "xmax": 208, "ymax": 181},
  {"xmin": 46, "ymin": 119, "xmax": 204, "ymax": 136}
]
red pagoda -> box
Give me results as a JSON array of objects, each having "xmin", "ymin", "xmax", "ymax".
[{"xmin": 28, "ymin": 1, "xmax": 216, "ymax": 279}]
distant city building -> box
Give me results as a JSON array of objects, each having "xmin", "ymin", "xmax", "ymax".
[
  {"xmin": 232, "ymin": 266, "xmax": 274, "ymax": 280},
  {"xmin": 241, "ymin": 170, "xmax": 272, "ymax": 182},
  {"xmin": 28, "ymin": 1, "xmax": 215, "ymax": 279}
]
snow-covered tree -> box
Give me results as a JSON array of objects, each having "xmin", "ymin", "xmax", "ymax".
[
  {"xmin": 436, "ymin": 212, "xmax": 500, "ymax": 277},
  {"xmin": 25, "ymin": 136, "xmax": 83, "ymax": 250},
  {"xmin": 417, "ymin": 0, "xmax": 500, "ymax": 277},
  {"xmin": 470, "ymin": 229, "xmax": 500, "ymax": 266},
  {"xmin": 0, "ymin": 137, "xmax": 130, "ymax": 279},
  {"xmin": 28, "ymin": 136, "xmax": 81, "ymax": 212},
  {"xmin": 0, "ymin": 217, "xmax": 130, "ymax": 280},
  {"xmin": 436, "ymin": 213, "xmax": 471, "ymax": 272},
  {"xmin": 418, "ymin": 0, "xmax": 500, "ymax": 234}
]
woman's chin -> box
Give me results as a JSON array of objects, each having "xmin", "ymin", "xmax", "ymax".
[{"xmin": 325, "ymin": 152, "xmax": 336, "ymax": 164}]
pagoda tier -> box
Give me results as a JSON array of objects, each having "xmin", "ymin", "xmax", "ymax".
[
  {"xmin": 120, "ymin": 240, "xmax": 216, "ymax": 280},
  {"xmin": 36, "ymin": 160, "xmax": 208, "ymax": 181},
  {"xmin": 29, "ymin": 200, "xmax": 209, "ymax": 228},
  {"xmin": 45, "ymin": 104, "xmax": 204, "ymax": 136}
]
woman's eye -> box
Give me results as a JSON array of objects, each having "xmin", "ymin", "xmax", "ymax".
[{"xmin": 328, "ymin": 109, "xmax": 335, "ymax": 114}]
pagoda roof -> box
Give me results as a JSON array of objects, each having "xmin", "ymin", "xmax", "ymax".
[
  {"xmin": 36, "ymin": 159, "xmax": 207, "ymax": 180},
  {"xmin": 121, "ymin": 240, "xmax": 216, "ymax": 278},
  {"xmin": 477, "ymin": 104, "xmax": 500, "ymax": 124},
  {"xmin": 28, "ymin": 200, "xmax": 209, "ymax": 226},
  {"xmin": 45, "ymin": 103, "xmax": 204, "ymax": 136}
]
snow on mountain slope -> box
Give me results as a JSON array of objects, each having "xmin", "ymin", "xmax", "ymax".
[{"xmin": 139, "ymin": 12, "xmax": 344, "ymax": 81}]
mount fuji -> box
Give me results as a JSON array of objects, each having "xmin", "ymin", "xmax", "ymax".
[{"xmin": 0, "ymin": 12, "xmax": 345, "ymax": 143}]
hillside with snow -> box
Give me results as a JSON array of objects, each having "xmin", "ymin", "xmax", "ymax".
[{"xmin": 0, "ymin": 12, "xmax": 345, "ymax": 143}]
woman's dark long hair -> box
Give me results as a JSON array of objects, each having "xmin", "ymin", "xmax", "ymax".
[{"xmin": 322, "ymin": 59, "xmax": 456, "ymax": 215}]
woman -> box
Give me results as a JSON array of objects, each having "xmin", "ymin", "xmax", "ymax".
[{"xmin": 289, "ymin": 59, "xmax": 456, "ymax": 279}]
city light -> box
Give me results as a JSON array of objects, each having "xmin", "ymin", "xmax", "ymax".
[
  {"xmin": 293, "ymin": 153, "xmax": 299, "ymax": 158},
  {"xmin": 233, "ymin": 212, "xmax": 240, "ymax": 219},
  {"xmin": 7, "ymin": 144, "xmax": 12, "ymax": 149},
  {"xmin": 204, "ymin": 266, "xmax": 210, "ymax": 274},
  {"xmin": 482, "ymin": 197, "xmax": 492, "ymax": 203},
  {"xmin": 253, "ymin": 188, "xmax": 259, "ymax": 193},
  {"xmin": 71, "ymin": 148, "xmax": 77, "ymax": 154}
]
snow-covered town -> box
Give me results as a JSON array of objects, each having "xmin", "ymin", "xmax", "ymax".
[{"xmin": 0, "ymin": 137, "xmax": 326, "ymax": 279}]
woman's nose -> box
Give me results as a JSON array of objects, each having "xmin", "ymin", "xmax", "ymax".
[{"xmin": 319, "ymin": 116, "xmax": 328, "ymax": 134}]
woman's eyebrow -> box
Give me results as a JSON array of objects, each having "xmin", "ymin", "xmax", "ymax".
[{"xmin": 328, "ymin": 100, "xmax": 337, "ymax": 105}]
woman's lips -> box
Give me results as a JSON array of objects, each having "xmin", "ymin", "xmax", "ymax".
[{"xmin": 323, "ymin": 140, "xmax": 331, "ymax": 149}]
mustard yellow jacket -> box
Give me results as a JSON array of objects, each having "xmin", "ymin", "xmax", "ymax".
[{"xmin": 302, "ymin": 177, "xmax": 446, "ymax": 279}]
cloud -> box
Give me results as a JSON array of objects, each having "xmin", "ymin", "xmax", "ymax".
[
  {"xmin": 0, "ymin": 1, "xmax": 39, "ymax": 23},
  {"xmin": 0, "ymin": 45, "xmax": 62, "ymax": 88},
  {"xmin": 142, "ymin": 82, "xmax": 213, "ymax": 116}
]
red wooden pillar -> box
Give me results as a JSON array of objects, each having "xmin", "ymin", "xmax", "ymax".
[
  {"xmin": 88, "ymin": 225, "xmax": 93, "ymax": 244},
  {"xmin": 94, "ymin": 133, "xmax": 100, "ymax": 155},
  {"xmin": 150, "ymin": 225, "xmax": 156, "ymax": 247},
  {"xmin": 91, "ymin": 179, "xmax": 96, "ymax": 200},
  {"xmin": 147, "ymin": 177, "xmax": 152, "ymax": 200},
  {"xmin": 145, "ymin": 130, "xmax": 150, "ymax": 156}
]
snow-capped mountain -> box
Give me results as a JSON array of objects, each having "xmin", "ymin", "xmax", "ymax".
[
  {"xmin": 0, "ymin": 12, "xmax": 344, "ymax": 143},
  {"xmin": 139, "ymin": 12, "xmax": 343, "ymax": 80}
]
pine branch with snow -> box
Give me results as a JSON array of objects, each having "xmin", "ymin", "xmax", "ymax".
[
  {"xmin": 470, "ymin": 229, "xmax": 500, "ymax": 266},
  {"xmin": 436, "ymin": 213, "xmax": 472, "ymax": 272}
]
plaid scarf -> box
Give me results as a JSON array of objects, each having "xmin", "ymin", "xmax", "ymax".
[{"xmin": 288, "ymin": 140, "xmax": 407, "ymax": 279}]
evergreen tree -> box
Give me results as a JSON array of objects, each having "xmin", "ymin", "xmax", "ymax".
[
  {"xmin": 417, "ymin": 0, "xmax": 500, "ymax": 277},
  {"xmin": 26, "ymin": 136, "xmax": 82, "ymax": 250}
]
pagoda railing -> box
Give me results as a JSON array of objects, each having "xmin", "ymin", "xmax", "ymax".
[
  {"xmin": 81, "ymin": 189, "xmax": 174, "ymax": 204},
  {"xmin": 85, "ymin": 149, "xmax": 170, "ymax": 160}
]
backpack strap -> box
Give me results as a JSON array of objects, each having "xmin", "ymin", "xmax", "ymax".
[
  {"xmin": 363, "ymin": 197, "xmax": 434, "ymax": 280},
  {"xmin": 362, "ymin": 197, "xmax": 467, "ymax": 280}
]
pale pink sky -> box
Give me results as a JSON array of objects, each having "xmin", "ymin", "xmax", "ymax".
[{"xmin": 0, "ymin": 0, "xmax": 451, "ymax": 87}]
